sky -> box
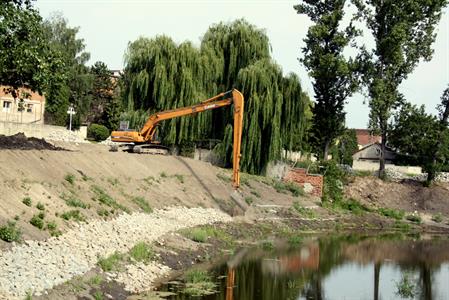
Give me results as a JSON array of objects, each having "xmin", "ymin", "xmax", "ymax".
[{"xmin": 35, "ymin": 0, "xmax": 449, "ymax": 128}]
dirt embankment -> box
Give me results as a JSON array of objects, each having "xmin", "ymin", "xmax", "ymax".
[
  {"xmin": 345, "ymin": 176, "xmax": 449, "ymax": 215},
  {"xmin": 0, "ymin": 133, "xmax": 65, "ymax": 151}
]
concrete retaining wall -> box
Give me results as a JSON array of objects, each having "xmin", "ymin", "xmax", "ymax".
[
  {"xmin": 353, "ymin": 160, "xmax": 422, "ymax": 174},
  {"xmin": 0, "ymin": 121, "xmax": 87, "ymax": 142}
]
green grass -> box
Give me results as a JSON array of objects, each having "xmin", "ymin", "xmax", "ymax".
[
  {"xmin": 0, "ymin": 221, "xmax": 22, "ymax": 242},
  {"xmin": 129, "ymin": 242, "xmax": 154, "ymax": 263},
  {"xmin": 354, "ymin": 170, "xmax": 372, "ymax": 177},
  {"xmin": 97, "ymin": 208, "xmax": 109, "ymax": 217},
  {"xmin": 61, "ymin": 210, "xmax": 86, "ymax": 222},
  {"xmin": 87, "ymin": 275, "xmax": 103, "ymax": 286},
  {"xmin": 250, "ymin": 190, "xmax": 261, "ymax": 198},
  {"xmin": 22, "ymin": 196, "xmax": 32, "ymax": 207},
  {"xmin": 97, "ymin": 252, "xmax": 123, "ymax": 272},
  {"xmin": 183, "ymin": 270, "xmax": 216, "ymax": 297},
  {"xmin": 132, "ymin": 196, "xmax": 153, "ymax": 213},
  {"xmin": 395, "ymin": 273, "xmax": 415, "ymax": 298},
  {"xmin": 406, "ymin": 214, "xmax": 422, "ymax": 224},
  {"xmin": 174, "ymin": 174, "xmax": 185, "ymax": 184},
  {"xmin": 292, "ymin": 201, "xmax": 317, "ymax": 218},
  {"xmin": 91, "ymin": 185, "xmax": 129, "ymax": 213},
  {"xmin": 287, "ymin": 235, "xmax": 303, "ymax": 246},
  {"xmin": 216, "ymin": 173, "xmax": 231, "ymax": 183},
  {"xmin": 159, "ymin": 172, "xmax": 168, "ymax": 178},
  {"xmin": 182, "ymin": 226, "xmax": 232, "ymax": 245},
  {"xmin": 143, "ymin": 176, "xmax": 157, "ymax": 185},
  {"xmin": 64, "ymin": 173, "xmax": 76, "ymax": 185},
  {"xmin": 393, "ymin": 220, "xmax": 411, "ymax": 231},
  {"xmin": 30, "ymin": 214, "xmax": 45, "ymax": 229},
  {"xmin": 432, "ymin": 213, "xmax": 443, "ymax": 223},
  {"xmin": 378, "ymin": 207, "xmax": 405, "ymax": 220},
  {"xmin": 326, "ymin": 198, "xmax": 371, "ymax": 215},
  {"xmin": 273, "ymin": 180, "xmax": 304, "ymax": 197},
  {"xmin": 261, "ymin": 241, "xmax": 274, "ymax": 251},
  {"xmin": 62, "ymin": 194, "xmax": 87, "ymax": 209},
  {"xmin": 185, "ymin": 228, "xmax": 208, "ymax": 243},
  {"xmin": 93, "ymin": 290, "xmax": 104, "ymax": 300},
  {"xmin": 46, "ymin": 221, "xmax": 57, "ymax": 230},
  {"xmin": 244, "ymin": 196, "xmax": 254, "ymax": 205},
  {"xmin": 107, "ymin": 177, "xmax": 120, "ymax": 186}
]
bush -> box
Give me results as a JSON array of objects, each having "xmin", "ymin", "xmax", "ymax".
[
  {"xmin": 22, "ymin": 197, "xmax": 32, "ymax": 207},
  {"xmin": 186, "ymin": 228, "xmax": 208, "ymax": 243},
  {"xmin": 64, "ymin": 173, "xmax": 75, "ymax": 185},
  {"xmin": 30, "ymin": 214, "xmax": 45, "ymax": 229},
  {"xmin": 432, "ymin": 213, "xmax": 443, "ymax": 223},
  {"xmin": 406, "ymin": 214, "xmax": 422, "ymax": 224},
  {"xmin": 87, "ymin": 123, "xmax": 110, "ymax": 141},
  {"xmin": 36, "ymin": 202, "xmax": 45, "ymax": 211},
  {"xmin": 378, "ymin": 207, "xmax": 405, "ymax": 220},
  {"xmin": 0, "ymin": 221, "xmax": 22, "ymax": 242}
]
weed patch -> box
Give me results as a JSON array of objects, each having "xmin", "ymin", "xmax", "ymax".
[
  {"xmin": 129, "ymin": 242, "xmax": 154, "ymax": 263},
  {"xmin": 22, "ymin": 197, "xmax": 32, "ymax": 207},
  {"xmin": 432, "ymin": 213, "xmax": 443, "ymax": 223},
  {"xmin": 61, "ymin": 210, "xmax": 86, "ymax": 222},
  {"xmin": 30, "ymin": 214, "xmax": 45, "ymax": 229},
  {"xmin": 132, "ymin": 196, "xmax": 153, "ymax": 213},
  {"xmin": 0, "ymin": 221, "xmax": 22, "ymax": 242},
  {"xmin": 292, "ymin": 201, "xmax": 316, "ymax": 218},
  {"xmin": 183, "ymin": 270, "xmax": 216, "ymax": 297},
  {"xmin": 378, "ymin": 207, "xmax": 404, "ymax": 220},
  {"xmin": 62, "ymin": 193, "xmax": 87, "ymax": 209},
  {"xmin": 97, "ymin": 252, "xmax": 123, "ymax": 272},
  {"xmin": 250, "ymin": 190, "xmax": 261, "ymax": 198},
  {"xmin": 273, "ymin": 181, "xmax": 304, "ymax": 197},
  {"xmin": 406, "ymin": 214, "xmax": 422, "ymax": 224},
  {"xmin": 64, "ymin": 173, "xmax": 76, "ymax": 185},
  {"xmin": 91, "ymin": 185, "xmax": 129, "ymax": 213},
  {"xmin": 244, "ymin": 196, "xmax": 253, "ymax": 205}
]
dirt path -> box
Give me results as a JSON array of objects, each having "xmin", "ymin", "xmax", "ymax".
[{"xmin": 0, "ymin": 207, "xmax": 232, "ymax": 299}]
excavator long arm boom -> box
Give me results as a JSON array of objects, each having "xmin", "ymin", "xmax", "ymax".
[{"xmin": 111, "ymin": 89, "xmax": 244, "ymax": 188}]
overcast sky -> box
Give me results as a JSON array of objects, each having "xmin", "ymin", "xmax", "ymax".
[{"xmin": 35, "ymin": 0, "xmax": 449, "ymax": 128}]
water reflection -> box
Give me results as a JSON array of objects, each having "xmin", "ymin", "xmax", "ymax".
[{"xmin": 160, "ymin": 235, "xmax": 449, "ymax": 300}]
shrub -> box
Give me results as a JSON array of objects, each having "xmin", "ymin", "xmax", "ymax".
[
  {"xmin": 97, "ymin": 208, "xmax": 109, "ymax": 217},
  {"xmin": 378, "ymin": 207, "xmax": 405, "ymax": 220},
  {"xmin": 251, "ymin": 190, "xmax": 261, "ymax": 198},
  {"xmin": 129, "ymin": 242, "xmax": 154, "ymax": 263},
  {"xmin": 64, "ymin": 173, "xmax": 76, "ymax": 185},
  {"xmin": 0, "ymin": 221, "xmax": 22, "ymax": 242},
  {"xmin": 36, "ymin": 202, "xmax": 45, "ymax": 211},
  {"xmin": 244, "ymin": 196, "xmax": 253, "ymax": 205},
  {"xmin": 22, "ymin": 197, "xmax": 32, "ymax": 207},
  {"xmin": 30, "ymin": 214, "xmax": 44, "ymax": 229},
  {"xmin": 292, "ymin": 201, "xmax": 316, "ymax": 218},
  {"xmin": 132, "ymin": 196, "xmax": 153, "ymax": 213},
  {"xmin": 87, "ymin": 123, "xmax": 110, "ymax": 141},
  {"xmin": 406, "ymin": 214, "xmax": 422, "ymax": 224},
  {"xmin": 61, "ymin": 210, "xmax": 86, "ymax": 222},
  {"xmin": 432, "ymin": 213, "xmax": 443, "ymax": 223},
  {"xmin": 174, "ymin": 174, "xmax": 185, "ymax": 184},
  {"xmin": 63, "ymin": 194, "xmax": 87, "ymax": 209},
  {"xmin": 91, "ymin": 185, "xmax": 129, "ymax": 213}
]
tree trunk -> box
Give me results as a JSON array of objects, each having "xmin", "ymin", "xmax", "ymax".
[
  {"xmin": 379, "ymin": 131, "xmax": 387, "ymax": 178},
  {"xmin": 323, "ymin": 140, "xmax": 330, "ymax": 161}
]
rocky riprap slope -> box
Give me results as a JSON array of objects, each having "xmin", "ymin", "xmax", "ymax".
[{"xmin": 0, "ymin": 207, "xmax": 232, "ymax": 299}]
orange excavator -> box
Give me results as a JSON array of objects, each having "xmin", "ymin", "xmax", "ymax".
[{"xmin": 110, "ymin": 89, "xmax": 244, "ymax": 188}]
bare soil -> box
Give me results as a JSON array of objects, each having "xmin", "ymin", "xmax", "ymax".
[
  {"xmin": 345, "ymin": 176, "xmax": 449, "ymax": 215},
  {"xmin": 0, "ymin": 133, "xmax": 65, "ymax": 151}
]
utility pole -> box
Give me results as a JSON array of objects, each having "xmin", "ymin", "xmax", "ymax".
[{"xmin": 67, "ymin": 104, "xmax": 76, "ymax": 131}]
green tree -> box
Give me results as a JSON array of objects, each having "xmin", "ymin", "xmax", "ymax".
[
  {"xmin": 0, "ymin": 0, "xmax": 60, "ymax": 94},
  {"xmin": 354, "ymin": 0, "xmax": 448, "ymax": 177},
  {"xmin": 89, "ymin": 61, "xmax": 121, "ymax": 130},
  {"xmin": 121, "ymin": 20, "xmax": 311, "ymax": 174},
  {"xmin": 332, "ymin": 129, "xmax": 358, "ymax": 166},
  {"xmin": 294, "ymin": 0, "xmax": 361, "ymax": 160},
  {"xmin": 389, "ymin": 102, "xmax": 449, "ymax": 184},
  {"xmin": 42, "ymin": 13, "xmax": 92, "ymax": 126}
]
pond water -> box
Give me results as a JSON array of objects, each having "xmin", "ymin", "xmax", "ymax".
[{"xmin": 158, "ymin": 234, "xmax": 449, "ymax": 300}]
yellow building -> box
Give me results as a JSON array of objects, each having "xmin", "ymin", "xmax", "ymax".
[{"xmin": 0, "ymin": 86, "xmax": 45, "ymax": 124}]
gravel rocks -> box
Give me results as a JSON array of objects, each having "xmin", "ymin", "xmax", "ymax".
[
  {"xmin": 384, "ymin": 169, "xmax": 449, "ymax": 183},
  {"xmin": 114, "ymin": 262, "xmax": 171, "ymax": 293},
  {"xmin": 46, "ymin": 130, "xmax": 88, "ymax": 143},
  {"xmin": 0, "ymin": 207, "xmax": 232, "ymax": 299}
]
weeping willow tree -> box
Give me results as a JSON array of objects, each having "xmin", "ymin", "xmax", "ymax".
[{"xmin": 121, "ymin": 19, "xmax": 311, "ymax": 174}]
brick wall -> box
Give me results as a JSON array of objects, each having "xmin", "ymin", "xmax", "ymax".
[{"xmin": 284, "ymin": 168, "xmax": 323, "ymax": 198}]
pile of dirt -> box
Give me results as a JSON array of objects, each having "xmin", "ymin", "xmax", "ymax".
[
  {"xmin": 0, "ymin": 132, "xmax": 65, "ymax": 151},
  {"xmin": 345, "ymin": 176, "xmax": 449, "ymax": 214}
]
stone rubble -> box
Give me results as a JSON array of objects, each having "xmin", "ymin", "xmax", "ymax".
[
  {"xmin": 46, "ymin": 130, "xmax": 88, "ymax": 143},
  {"xmin": 0, "ymin": 207, "xmax": 232, "ymax": 299},
  {"xmin": 384, "ymin": 169, "xmax": 449, "ymax": 183},
  {"xmin": 114, "ymin": 262, "xmax": 171, "ymax": 293}
]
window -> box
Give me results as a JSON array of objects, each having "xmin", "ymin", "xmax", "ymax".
[
  {"xmin": 2, "ymin": 101, "xmax": 11, "ymax": 113},
  {"xmin": 26, "ymin": 104, "xmax": 33, "ymax": 113}
]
